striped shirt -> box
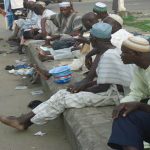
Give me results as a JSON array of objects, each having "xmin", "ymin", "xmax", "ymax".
[
  {"xmin": 47, "ymin": 12, "xmax": 82, "ymax": 35},
  {"xmin": 96, "ymin": 48, "xmax": 135, "ymax": 87}
]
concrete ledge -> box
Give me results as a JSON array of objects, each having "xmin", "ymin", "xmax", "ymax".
[
  {"xmin": 26, "ymin": 41, "xmax": 113, "ymax": 150},
  {"xmin": 64, "ymin": 107, "xmax": 112, "ymax": 150}
]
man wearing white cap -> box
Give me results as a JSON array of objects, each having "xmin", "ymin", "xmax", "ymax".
[
  {"xmin": 79, "ymin": 14, "xmax": 124, "ymax": 77},
  {"xmin": 93, "ymin": 2, "xmax": 108, "ymax": 20},
  {"xmin": 0, "ymin": 23, "xmax": 127, "ymax": 130},
  {"xmin": 108, "ymin": 36, "xmax": 150, "ymax": 150},
  {"xmin": 103, "ymin": 14, "xmax": 134, "ymax": 50},
  {"xmin": 41, "ymin": 1, "xmax": 82, "ymax": 39}
]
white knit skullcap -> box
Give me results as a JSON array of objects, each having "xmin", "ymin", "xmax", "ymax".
[
  {"xmin": 59, "ymin": 2, "xmax": 71, "ymax": 8},
  {"xmin": 109, "ymin": 14, "xmax": 123, "ymax": 26},
  {"xmin": 95, "ymin": 2, "xmax": 107, "ymax": 8},
  {"xmin": 36, "ymin": 1, "xmax": 46, "ymax": 7},
  {"xmin": 123, "ymin": 36, "xmax": 150, "ymax": 52},
  {"xmin": 28, "ymin": 0, "xmax": 36, "ymax": 2}
]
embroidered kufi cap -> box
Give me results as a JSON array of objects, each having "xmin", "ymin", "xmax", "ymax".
[
  {"xmin": 122, "ymin": 36, "xmax": 150, "ymax": 52},
  {"xmin": 59, "ymin": 2, "xmax": 71, "ymax": 8},
  {"xmin": 109, "ymin": 14, "xmax": 123, "ymax": 26},
  {"xmin": 90, "ymin": 22, "xmax": 112, "ymax": 39},
  {"xmin": 93, "ymin": 2, "xmax": 107, "ymax": 13}
]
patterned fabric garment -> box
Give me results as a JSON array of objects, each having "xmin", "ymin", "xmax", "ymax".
[
  {"xmin": 31, "ymin": 87, "xmax": 123, "ymax": 125},
  {"xmin": 46, "ymin": 12, "xmax": 82, "ymax": 35}
]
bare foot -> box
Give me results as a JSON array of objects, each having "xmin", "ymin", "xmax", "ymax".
[{"xmin": 0, "ymin": 116, "xmax": 25, "ymax": 131}]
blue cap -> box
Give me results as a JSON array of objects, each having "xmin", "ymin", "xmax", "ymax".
[{"xmin": 90, "ymin": 22, "xmax": 112, "ymax": 39}]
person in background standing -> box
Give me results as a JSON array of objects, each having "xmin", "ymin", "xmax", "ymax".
[
  {"xmin": 112, "ymin": 0, "xmax": 118, "ymax": 14},
  {"xmin": 4, "ymin": 0, "xmax": 14, "ymax": 30}
]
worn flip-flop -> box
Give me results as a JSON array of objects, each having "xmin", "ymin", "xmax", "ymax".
[{"xmin": 27, "ymin": 100, "xmax": 42, "ymax": 109}]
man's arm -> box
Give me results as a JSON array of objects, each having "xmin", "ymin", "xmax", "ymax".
[
  {"xmin": 139, "ymin": 103, "xmax": 150, "ymax": 113},
  {"xmin": 67, "ymin": 81, "xmax": 97, "ymax": 93},
  {"xmin": 41, "ymin": 14, "xmax": 57, "ymax": 37},
  {"xmin": 112, "ymin": 102, "xmax": 150, "ymax": 119},
  {"xmin": 120, "ymin": 68, "xmax": 148, "ymax": 103},
  {"xmin": 86, "ymin": 83, "xmax": 110, "ymax": 93},
  {"xmin": 85, "ymin": 48, "xmax": 102, "ymax": 70}
]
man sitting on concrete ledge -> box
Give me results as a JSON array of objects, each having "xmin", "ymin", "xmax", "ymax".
[
  {"xmin": 108, "ymin": 36, "xmax": 150, "ymax": 150},
  {"xmin": 37, "ymin": 12, "xmax": 99, "ymax": 62},
  {"xmin": 40, "ymin": 1, "xmax": 82, "ymax": 42},
  {"xmin": 18, "ymin": 1, "xmax": 56, "ymax": 54},
  {"xmin": 84, "ymin": 14, "xmax": 124, "ymax": 71},
  {"xmin": 0, "ymin": 22, "xmax": 128, "ymax": 130}
]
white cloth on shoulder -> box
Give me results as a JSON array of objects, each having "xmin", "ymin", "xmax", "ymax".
[{"xmin": 111, "ymin": 29, "xmax": 133, "ymax": 49}]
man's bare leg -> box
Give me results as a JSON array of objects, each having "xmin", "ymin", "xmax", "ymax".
[{"xmin": 0, "ymin": 112, "xmax": 35, "ymax": 131}]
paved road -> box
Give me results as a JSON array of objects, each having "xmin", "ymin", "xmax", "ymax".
[
  {"xmin": 0, "ymin": 16, "xmax": 71, "ymax": 150},
  {"xmin": 48, "ymin": 0, "xmax": 150, "ymax": 15}
]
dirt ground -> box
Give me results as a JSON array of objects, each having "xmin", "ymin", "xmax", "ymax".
[{"xmin": 0, "ymin": 16, "xmax": 71, "ymax": 150}]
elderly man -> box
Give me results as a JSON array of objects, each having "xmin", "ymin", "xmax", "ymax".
[
  {"xmin": 0, "ymin": 22, "xmax": 128, "ymax": 130},
  {"xmin": 93, "ymin": 2, "xmax": 108, "ymax": 20},
  {"xmin": 84, "ymin": 14, "xmax": 123, "ymax": 66},
  {"xmin": 71, "ymin": 12, "xmax": 99, "ymax": 52},
  {"xmin": 41, "ymin": 1, "xmax": 82, "ymax": 39},
  {"xmin": 108, "ymin": 36, "xmax": 150, "ymax": 150}
]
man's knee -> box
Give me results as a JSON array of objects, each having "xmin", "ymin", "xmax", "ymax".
[{"xmin": 113, "ymin": 110, "xmax": 149, "ymax": 129}]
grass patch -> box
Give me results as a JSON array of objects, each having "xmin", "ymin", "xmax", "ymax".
[{"xmin": 123, "ymin": 15, "xmax": 150, "ymax": 32}]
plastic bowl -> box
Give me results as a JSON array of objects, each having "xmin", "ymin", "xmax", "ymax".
[
  {"xmin": 49, "ymin": 66, "xmax": 72, "ymax": 77},
  {"xmin": 54, "ymin": 74, "xmax": 72, "ymax": 84}
]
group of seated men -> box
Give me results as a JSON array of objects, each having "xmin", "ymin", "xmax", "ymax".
[{"xmin": 1, "ymin": 0, "xmax": 150, "ymax": 150}]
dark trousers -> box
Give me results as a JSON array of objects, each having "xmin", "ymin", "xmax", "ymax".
[
  {"xmin": 112, "ymin": 0, "xmax": 118, "ymax": 13},
  {"xmin": 108, "ymin": 111, "xmax": 150, "ymax": 150}
]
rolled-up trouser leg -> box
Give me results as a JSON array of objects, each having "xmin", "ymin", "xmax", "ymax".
[{"xmin": 31, "ymin": 88, "xmax": 117, "ymax": 125}]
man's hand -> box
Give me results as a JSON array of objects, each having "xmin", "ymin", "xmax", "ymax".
[
  {"xmin": 112, "ymin": 102, "xmax": 140, "ymax": 119},
  {"xmin": 67, "ymin": 82, "xmax": 87, "ymax": 93}
]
